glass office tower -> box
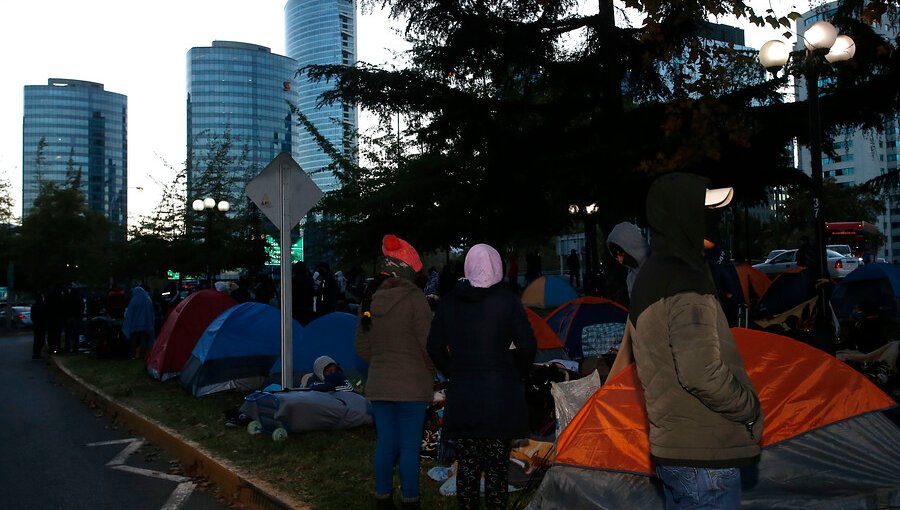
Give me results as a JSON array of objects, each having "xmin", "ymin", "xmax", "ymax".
[
  {"xmin": 22, "ymin": 78, "xmax": 128, "ymax": 236},
  {"xmin": 285, "ymin": 0, "xmax": 358, "ymax": 193},
  {"xmin": 186, "ymin": 41, "xmax": 299, "ymax": 201}
]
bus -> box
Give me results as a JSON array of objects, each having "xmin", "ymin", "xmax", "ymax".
[{"xmin": 825, "ymin": 221, "xmax": 882, "ymax": 262}]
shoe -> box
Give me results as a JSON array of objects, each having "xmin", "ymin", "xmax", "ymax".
[
  {"xmin": 375, "ymin": 494, "xmax": 395, "ymax": 510},
  {"xmin": 400, "ymin": 499, "xmax": 421, "ymax": 510}
]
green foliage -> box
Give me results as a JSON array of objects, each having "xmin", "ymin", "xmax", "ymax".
[
  {"xmin": 304, "ymin": 0, "xmax": 900, "ymax": 255},
  {"xmin": 13, "ymin": 182, "xmax": 112, "ymax": 290}
]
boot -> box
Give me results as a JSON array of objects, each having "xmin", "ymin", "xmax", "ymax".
[
  {"xmin": 375, "ymin": 493, "xmax": 395, "ymax": 510},
  {"xmin": 400, "ymin": 498, "xmax": 421, "ymax": 510}
]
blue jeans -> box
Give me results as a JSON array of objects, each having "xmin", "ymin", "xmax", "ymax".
[
  {"xmin": 371, "ymin": 401, "xmax": 428, "ymax": 499},
  {"xmin": 656, "ymin": 466, "xmax": 741, "ymax": 510}
]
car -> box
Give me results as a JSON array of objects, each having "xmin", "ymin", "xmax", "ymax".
[
  {"xmin": 752, "ymin": 249, "xmax": 859, "ymax": 279},
  {"xmin": 0, "ymin": 305, "xmax": 32, "ymax": 328},
  {"xmin": 764, "ymin": 249, "xmax": 788, "ymax": 262}
]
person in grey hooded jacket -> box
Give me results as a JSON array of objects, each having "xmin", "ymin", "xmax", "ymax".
[
  {"xmin": 629, "ymin": 173, "xmax": 762, "ymax": 510},
  {"xmin": 606, "ymin": 221, "xmax": 650, "ymax": 298}
]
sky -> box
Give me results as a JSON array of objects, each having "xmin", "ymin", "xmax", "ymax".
[{"xmin": 0, "ymin": 0, "xmax": 810, "ymax": 223}]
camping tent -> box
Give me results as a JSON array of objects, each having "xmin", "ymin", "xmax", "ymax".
[
  {"xmin": 180, "ymin": 302, "xmax": 303, "ymax": 397},
  {"xmin": 525, "ymin": 307, "xmax": 568, "ymax": 363},
  {"xmin": 147, "ymin": 290, "xmax": 237, "ymax": 381},
  {"xmin": 544, "ymin": 297, "xmax": 628, "ymax": 360},
  {"xmin": 527, "ymin": 329, "xmax": 900, "ymax": 509},
  {"xmin": 735, "ymin": 263, "xmax": 772, "ymax": 305},
  {"xmin": 270, "ymin": 311, "xmax": 367, "ymax": 383},
  {"xmin": 521, "ymin": 276, "xmax": 578, "ymax": 309},
  {"xmin": 753, "ymin": 267, "xmax": 816, "ymax": 320},
  {"xmin": 831, "ymin": 262, "xmax": 900, "ymax": 323}
]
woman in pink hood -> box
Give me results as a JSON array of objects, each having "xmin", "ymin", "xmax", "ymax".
[{"xmin": 426, "ymin": 243, "xmax": 537, "ymax": 510}]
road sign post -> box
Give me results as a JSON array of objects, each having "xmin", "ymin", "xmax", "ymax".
[{"xmin": 246, "ymin": 152, "xmax": 323, "ymax": 389}]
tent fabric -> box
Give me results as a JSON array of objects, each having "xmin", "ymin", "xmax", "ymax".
[
  {"xmin": 525, "ymin": 307, "xmax": 564, "ymax": 350},
  {"xmin": 147, "ymin": 290, "xmax": 237, "ymax": 381},
  {"xmin": 544, "ymin": 297, "xmax": 628, "ymax": 360},
  {"xmin": 521, "ymin": 276, "xmax": 578, "ymax": 309},
  {"xmin": 270, "ymin": 311, "xmax": 367, "ymax": 383},
  {"xmin": 180, "ymin": 302, "xmax": 302, "ymax": 397},
  {"xmin": 753, "ymin": 267, "xmax": 816, "ymax": 319},
  {"xmin": 526, "ymin": 329, "xmax": 900, "ymax": 509},
  {"xmin": 831, "ymin": 262, "xmax": 900, "ymax": 321},
  {"xmin": 735, "ymin": 263, "xmax": 772, "ymax": 305}
]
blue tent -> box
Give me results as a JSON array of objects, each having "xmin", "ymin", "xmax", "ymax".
[
  {"xmin": 271, "ymin": 312, "xmax": 367, "ymax": 383},
  {"xmin": 180, "ymin": 302, "xmax": 303, "ymax": 397},
  {"xmin": 831, "ymin": 263, "xmax": 900, "ymax": 322},
  {"xmin": 544, "ymin": 297, "xmax": 628, "ymax": 359}
]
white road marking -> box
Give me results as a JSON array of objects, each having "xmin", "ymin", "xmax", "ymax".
[{"xmin": 88, "ymin": 437, "xmax": 198, "ymax": 509}]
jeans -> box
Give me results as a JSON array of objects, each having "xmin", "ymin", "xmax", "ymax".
[
  {"xmin": 656, "ymin": 466, "xmax": 741, "ymax": 510},
  {"xmin": 371, "ymin": 401, "xmax": 428, "ymax": 499}
]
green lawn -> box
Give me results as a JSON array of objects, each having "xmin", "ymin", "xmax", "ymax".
[{"xmin": 58, "ymin": 354, "xmax": 538, "ymax": 510}]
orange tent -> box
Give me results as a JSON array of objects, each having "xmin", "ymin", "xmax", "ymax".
[
  {"xmin": 529, "ymin": 329, "xmax": 900, "ymax": 508},
  {"xmin": 735, "ymin": 262, "xmax": 771, "ymax": 305}
]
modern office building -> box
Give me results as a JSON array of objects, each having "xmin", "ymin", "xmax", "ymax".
[
  {"xmin": 186, "ymin": 41, "xmax": 299, "ymax": 202},
  {"xmin": 22, "ymin": 78, "xmax": 128, "ymax": 236},
  {"xmin": 285, "ymin": 0, "xmax": 358, "ymax": 194},
  {"xmin": 794, "ymin": 3, "xmax": 899, "ymax": 261}
]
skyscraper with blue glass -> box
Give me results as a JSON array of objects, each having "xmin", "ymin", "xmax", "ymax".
[
  {"xmin": 186, "ymin": 41, "xmax": 299, "ymax": 201},
  {"xmin": 285, "ymin": 0, "xmax": 358, "ymax": 193},
  {"xmin": 22, "ymin": 78, "xmax": 128, "ymax": 236}
]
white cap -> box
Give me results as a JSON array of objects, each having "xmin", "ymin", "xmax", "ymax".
[{"xmin": 705, "ymin": 187, "xmax": 734, "ymax": 208}]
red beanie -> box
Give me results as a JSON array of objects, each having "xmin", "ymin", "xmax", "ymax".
[{"xmin": 382, "ymin": 235, "xmax": 423, "ymax": 273}]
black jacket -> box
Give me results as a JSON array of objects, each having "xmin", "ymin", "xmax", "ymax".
[{"xmin": 426, "ymin": 280, "xmax": 536, "ymax": 440}]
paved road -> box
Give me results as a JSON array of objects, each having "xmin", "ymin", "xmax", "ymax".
[{"xmin": 0, "ymin": 332, "xmax": 229, "ymax": 510}]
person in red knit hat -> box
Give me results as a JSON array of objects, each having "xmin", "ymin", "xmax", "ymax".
[{"xmin": 356, "ymin": 234, "xmax": 433, "ymax": 510}]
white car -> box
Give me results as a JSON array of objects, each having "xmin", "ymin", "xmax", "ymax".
[
  {"xmin": 764, "ymin": 249, "xmax": 788, "ymax": 262},
  {"xmin": 752, "ymin": 249, "xmax": 859, "ymax": 279}
]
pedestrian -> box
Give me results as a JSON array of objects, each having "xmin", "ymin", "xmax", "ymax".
[
  {"xmin": 566, "ymin": 249, "xmax": 581, "ymax": 288},
  {"xmin": 291, "ymin": 262, "xmax": 316, "ymax": 325},
  {"xmin": 426, "ymin": 243, "xmax": 537, "ymax": 510},
  {"xmin": 606, "ymin": 221, "xmax": 650, "ymax": 299},
  {"xmin": 314, "ymin": 262, "xmax": 338, "ymax": 317},
  {"xmin": 31, "ymin": 293, "xmax": 47, "ymax": 359},
  {"xmin": 703, "ymin": 219, "xmax": 746, "ymax": 327},
  {"xmin": 506, "ymin": 252, "xmax": 520, "ymax": 293},
  {"xmin": 63, "ymin": 287, "xmax": 83, "ymax": 353},
  {"xmin": 524, "ymin": 250, "xmax": 542, "ymax": 285},
  {"xmin": 355, "ymin": 234, "xmax": 434, "ymax": 510},
  {"xmin": 121, "ymin": 286, "xmax": 155, "ymax": 360},
  {"xmin": 45, "ymin": 285, "xmax": 64, "ymax": 355},
  {"xmin": 629, "ymin": 173, "xmax": 762, "ymax": 509}
]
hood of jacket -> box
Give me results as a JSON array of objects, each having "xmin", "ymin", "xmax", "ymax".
[
  {"xmin": 646, "ymin": 172, "xmax": 708, "ymax": 271},
  {"xmin": 370, "ymin": 277, "xmax": 421, "ymax": 317},
  {"xmin": 607, "ymin": 222, "xmax": 649, "ymax": 268}
]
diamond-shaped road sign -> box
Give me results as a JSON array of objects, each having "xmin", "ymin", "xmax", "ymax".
[{"xmin": 246, "ymin": 152, "xmax": 323, "ymax": 231}]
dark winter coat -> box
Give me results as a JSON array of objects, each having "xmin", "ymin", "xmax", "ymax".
[
  {"xmin": 355, "ymin": 277, "xmax": 435, "ymax": 402},
  {"xmin": 630, "ymin": 173, "xmax": 763, "ymax": 468},
  {"xmin": 426, "ymin": 280, "xmax": 537, "ymax": 440}
]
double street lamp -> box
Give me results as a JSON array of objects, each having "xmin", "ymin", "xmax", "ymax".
[
  {"xmin": 759, "ymin": 20, "xmax": 855, "ymax": 330},
  {"xmin": 192, "ymin": 197, "xmax": 230, "ymax": 286}
]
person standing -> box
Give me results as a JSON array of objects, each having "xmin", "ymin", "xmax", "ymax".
[
  {"xmin": 606, "ymin": 221, "xmax": 650, "ymax": 299},
  {"xmin": 566, "ymin": 249, "xmax": 581, "ymax": 288},
  {"xmin": 629, "ymin": 173, "xmax": 762, "ymax": 509},
  {"xmin": 30, "ymin": 293, "xmax": 47, "ymax": 359},
  {"xmin": 427, "ymin": 243, "xmax": 537, "ymax": 510},
  {"xmin": 355, "ymin": 234, "xmax": 434, "ymax": 510},
  {"xmin": 121, "ymin": 286, "xmax": 155, "ymax": 360}
]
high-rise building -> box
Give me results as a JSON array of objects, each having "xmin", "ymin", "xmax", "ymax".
[
  {"xmin": 285, "ymin": 0, "xmax": 358, "ymax": 193},
  {"xmin": 22, "ymin": 78, "xmax": 128, "ymax": 236},
  {"xmin": 794, "ymin": 3, "xmax": 899, "ymax": 261},
  {"xmin": 186, "ymin": 41, "xmax": 299, "ymax": 201}
]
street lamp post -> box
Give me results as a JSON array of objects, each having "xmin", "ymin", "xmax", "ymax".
[
  {"xmin": 192, "ymin": 197, "xmax": 230, "ymax": 286},
  {"xmin": 759, "ymin": 20, "xmax": 855, "ymax": 333}
]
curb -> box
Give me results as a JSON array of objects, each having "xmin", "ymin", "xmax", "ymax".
[{"xmin": 51, "ymin": 357, "xmax": 311, "ymax": 510}]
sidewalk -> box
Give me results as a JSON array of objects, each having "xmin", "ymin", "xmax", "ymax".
[{"xmin": 51, "ymin": 355, "xmax": 310, "ymax": 510}]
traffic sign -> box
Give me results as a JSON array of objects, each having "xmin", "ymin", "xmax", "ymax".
[{"xmin": 245, "ymin": 152, "xmax": 323, "ymax": 230}]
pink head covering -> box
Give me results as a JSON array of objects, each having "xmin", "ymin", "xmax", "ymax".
[{"xmin": 464, "ymin": 243, "xmax": 503, "ymax": 288}]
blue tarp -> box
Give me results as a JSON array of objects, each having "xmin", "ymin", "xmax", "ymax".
[
  {"xmin": 180, "ymin": 302, "xmax": 303, "ymax": 397},
  {"xmin": 271, "ymin": 311, "xmax": 367, "ymax": 382}
]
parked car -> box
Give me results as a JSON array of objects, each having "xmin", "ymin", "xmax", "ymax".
[
  {"xmin": 0, "ymin": 306, "xmax": 32, "ymax": 328},
  {"xmin": 752, "ymin": 249, "xmax": 859, "ymax": 279},
  {"xmin": 764, "ymin": 249, "xmax": 788, "ymax": 262}
]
